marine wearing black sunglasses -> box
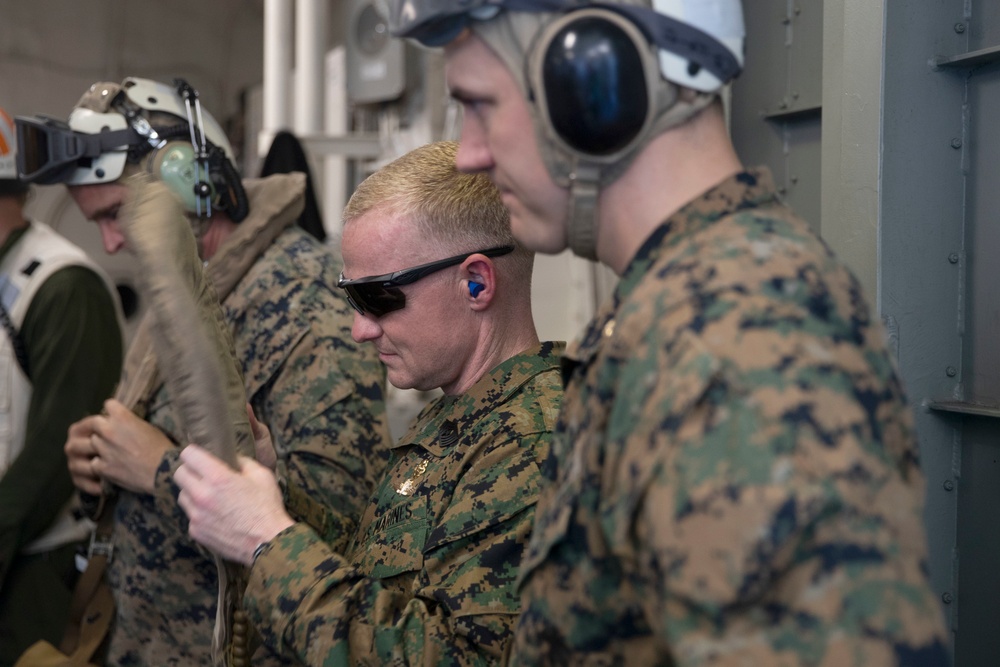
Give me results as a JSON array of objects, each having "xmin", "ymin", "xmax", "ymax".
[{"xmin": 337, "ymin": 244, "xmax": 515, "ymax": 317}]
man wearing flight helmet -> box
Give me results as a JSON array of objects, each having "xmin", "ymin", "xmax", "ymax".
[
  {"xmin": 390, "ymin": 1, "xmax": 950, "ymax": 664},
  {"xmin": 16, "ymin": 78, "xmax": 392, "ymax": 666}
]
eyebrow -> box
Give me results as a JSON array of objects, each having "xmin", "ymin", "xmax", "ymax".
[
  {"xmin": 447, "ymin": 85, "xmax": 482, "ymax": 105},
  {"xmin": 89, "ymin": 203, "xmax": 120, "ymax": 222}
]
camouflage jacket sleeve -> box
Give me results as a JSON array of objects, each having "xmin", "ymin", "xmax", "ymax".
[{"xmin": 245, "ymin": 342, "xmax": 564, "ymax": 665}]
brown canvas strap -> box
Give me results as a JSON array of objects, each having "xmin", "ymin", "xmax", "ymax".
[
  {"xmin": 51, "ymin": 314, "xmax": 160, "ymax": 663},
  {"xmin": 54, "ymin": 508, "xmax": 115, "ymax": 665}
]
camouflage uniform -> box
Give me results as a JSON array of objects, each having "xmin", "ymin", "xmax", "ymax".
[
  {"xmin": 105, "ymin": 173, "xmax": 392, "ymax": 666},
  {"xmin": 244, "ymin": 341, "xmax": 565, "ymax": 666},
  {"xmin": 512, "ymin": 170, "xmax": 951, "ymax": 665}
]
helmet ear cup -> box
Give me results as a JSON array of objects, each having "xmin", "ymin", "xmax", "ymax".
[
  {"xmin": 146, "ymin": 140, "xmax": 215, "ymax": 213},
  {"xmin": 532, "ymin": 10, "xmax": 653, "ymax": 157}
]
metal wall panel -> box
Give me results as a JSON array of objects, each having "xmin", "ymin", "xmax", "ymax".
[
  {"xmin": 963, "ymin": 62, "xmax": 1000, "ymax": 402},
  {"xmin": 731, "ymin": 0, "xmax": 823, "ymax": 232},
  {"xmin": 781, "ymin": 120, "xmax": 823, "ymax": 233},
  {"xmin": 951, "ymin": 10, "xmax": 1000, "ymax": 663},
  {"xmin": 788, "ymin": 1, "xmax": 825, "ymax": 110},
  {"xmin": 882, "ymin": 2, "xmax": 966, "ymax": 650},
  {"xmin": 883, "ymin": 1, "xmax": 1000, "ymax": 663},
  {"xmin": 972, "ymin": 0, "xmax": 1000, "ymax": 49},
  {"xmin": 955, "ymin": 417, "xmax": 1000, "ymax": 665}
]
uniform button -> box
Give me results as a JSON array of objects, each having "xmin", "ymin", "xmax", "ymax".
[{"xmin": 603, "ymin": 319, "xmax": 616, "ymax": 337}]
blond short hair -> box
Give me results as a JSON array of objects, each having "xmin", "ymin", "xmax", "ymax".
[{"xmin": 344, "ymin": 141, "xmax": 533, "ymax": 275}]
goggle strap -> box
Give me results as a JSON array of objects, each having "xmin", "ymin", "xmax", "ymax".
[{"xmin": 80, "ymin": 128, "xmax": 140, "ymax": 156}]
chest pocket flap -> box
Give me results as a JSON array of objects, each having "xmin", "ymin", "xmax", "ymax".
[
  {"xmin": 355, "ymin": 495, "xmax": 431, "ymax": 580},
  {"xmin": 599, "ymin": 328, "xmax": 721, "ymax": 557}
]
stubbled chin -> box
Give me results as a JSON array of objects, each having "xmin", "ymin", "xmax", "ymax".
[{"xmin": 510, "ymin": 214, "xmax": 567, "ymax": 255}]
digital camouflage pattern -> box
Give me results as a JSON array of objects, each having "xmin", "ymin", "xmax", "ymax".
[
  {"xmin": 243, "ymin": 342, "xmax": 564, "ymax": 666},
  {"xmin": 512, "ymin": 170, "xmax": 951, "ymax": 666},
  {"xmin": 104, "ymin": 175, "xmax": 392, "ymax": 666}
]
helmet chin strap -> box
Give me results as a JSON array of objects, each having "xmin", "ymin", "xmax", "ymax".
[
  {"xmin": 566, "ymin": 162, "xmax": 600, "ymax": 261},
  {"xmin": 561, "ymin": 92, "xmax": 717, "ymax": 263},
  {"xmin": 190, "ymin": 213, "xmax": 213, "ymax": 258}
]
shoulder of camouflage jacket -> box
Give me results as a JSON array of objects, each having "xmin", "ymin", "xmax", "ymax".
[
  {"xmin": 223, "ymin": 226, "xmax": 380, "ymax": 399},
  {"xmin": 399, "ymin": 341, "xmax": 565, "ymax": 453}
]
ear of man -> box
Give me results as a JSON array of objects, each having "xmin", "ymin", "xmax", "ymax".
[{"xmin": 461, "ymin": 255, "xmax": 496, "ymax": 310}]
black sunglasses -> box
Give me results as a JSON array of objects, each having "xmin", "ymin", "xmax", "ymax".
[{"xmin": 338, "ymin": 245, "xmax": 515, "ymax": 317}]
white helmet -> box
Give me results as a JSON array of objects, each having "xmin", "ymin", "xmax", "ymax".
[
  {"xmin": 648, "ymin": 0, "xmax": 744, "ymax": 93},
  {"xmin": 16, "ymin": 77, "xmax": 247, "ymax": 220},
  {"xmin": 65, "ymin": 77, "xmax": 236, "ymax": 185},
  {"xmin": 390, "ymin": 0, "xmax": 744, "ymax": 92},
  {"xmin": 390, "ymin": 0, "xmax": 745, "ymax": 260}
]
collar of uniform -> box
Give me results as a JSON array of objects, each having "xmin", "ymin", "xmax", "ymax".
[
  {"xmin": 391, "ymin": 340, "xmax": 566, "ymax": 456},
  {"xmin": 204, "ymin": 172, "xmax": 306, "ymax": 301},
  {"xmin": 563, "ymin": 167, "xmax": 778, "ymax": 372}
]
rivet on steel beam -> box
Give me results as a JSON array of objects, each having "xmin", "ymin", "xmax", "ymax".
[
  {"xmin": 951, "ymin": 138, "xmax": 963, "ymax": 149},
  {"xmin": 948, "ymin": 252, "xmax": 959, "ymax": 264},
  {"xmin": 942, "ymin": 592, "xmax": 953, "ymax": 604},
  {"xmin": 954, "ymin": 23, "xmax": 966, "ymax": 34},
  {"xmin": 943, "ymin": 479, "xmax": 955, "ymax": 491},
  {"xmin": 946, "ymin": 366, "xmax": 957, "ymax": 377}
]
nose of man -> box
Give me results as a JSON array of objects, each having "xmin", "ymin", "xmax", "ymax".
[
  {"xmin": 98, "ymin": 220, "xmax": 126, "ymax": 254},
  {"xmin": 454, "ymin": 121, "xmax": 493, "ymax": 175},
  {"xmin": 351, "ymin": 309, "xmax": 383, "ymax": 344}
]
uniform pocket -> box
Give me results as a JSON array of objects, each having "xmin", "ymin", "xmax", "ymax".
[
  {"xmin": 598, "ymin": 328, "xmax": 720, "ymax": 558},
  {"xmin": 355, "ymin": 496, "xmax": 430, "ymax": 580},
  {"xmin": 515, "ymin": 476, "xmax": 575, "ymax": 591}
]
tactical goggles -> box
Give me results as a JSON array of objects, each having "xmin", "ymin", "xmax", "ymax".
[
  {"xmin": 15, "ymin": 115, "xmax": 137, "ymax": 185},
  {"xmin": 338, "ymin": 244, "xmax": 515, "ymax": 317},
  {"xmin": 388, "ymin": 0, "xmax": 742, "ymax": 83}
]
